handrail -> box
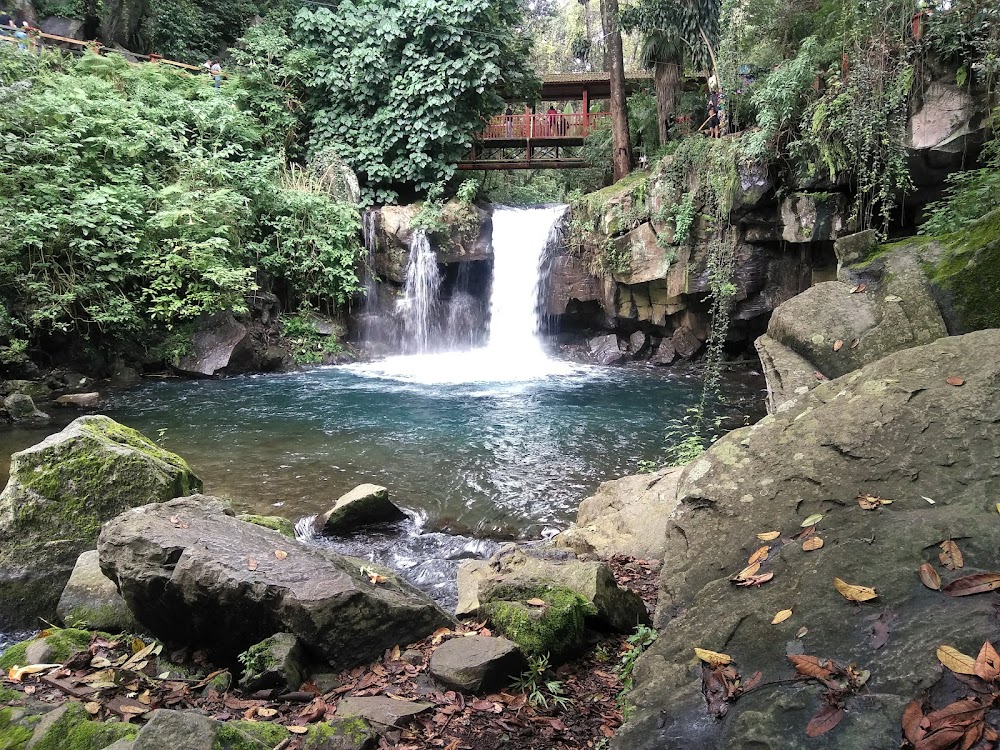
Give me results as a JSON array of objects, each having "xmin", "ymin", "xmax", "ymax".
[{"xmin": 481, "ymin": 111, "xmax": 609, "ymax": 140}]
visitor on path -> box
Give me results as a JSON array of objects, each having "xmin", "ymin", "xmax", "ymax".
[
  {"xmin": 14, "ymin": 21, "xmax": 29, "ymax": 51},
  {"xmin": 705, "ymin": 107, "xmax": 720, "ymax": 139},
  {"xmin": 547, "ymin": 104, "xmax": 558, "ymax": 136},
  {"xmin": 204, "ymin": 59, "xmax": 223, "ymax": 88},
  {"xmin": 504, "ymin": 104, "xmax": 513, "ymax": 137}
]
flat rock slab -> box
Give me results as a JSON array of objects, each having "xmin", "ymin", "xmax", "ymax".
[
  {"xmin": 99, "ymin": 496, "xmax": 451, "ymax": 666},
  {"xmin": 56, "ymin": 549, "xmax": 136, "ymax": 632},
  {"xmin": 316, "ymin": 483, "xmax": 404, "ymax": 535},
  {"xmin": 430, "ymin": 635, "xmax": 525, "ymax": 693},
  {"xmin": 336, "ymin": 696, "xmax": 433, "ymax": 728}
]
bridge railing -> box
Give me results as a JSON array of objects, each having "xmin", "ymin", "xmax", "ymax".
[{"xmin": 479, "ymin": 111, "xmax": 610, "ymax": 140}]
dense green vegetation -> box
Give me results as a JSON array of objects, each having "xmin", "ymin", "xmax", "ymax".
[{"xmin": 0, "ymin": 44, "xmax": 361, "ymax": 366}]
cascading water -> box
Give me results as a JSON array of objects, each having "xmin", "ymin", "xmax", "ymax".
[
  {"xmin": 398, "ymin": 230, "xmax": 442, "ymax": 353},
  {"xmin": 350, "ymin": 205, "xmax": 577, "ymax": 383}
]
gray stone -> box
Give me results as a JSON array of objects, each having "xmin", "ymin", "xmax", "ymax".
[
  {"xmin": 238, "ymin": 632, "xmax": 307, "ymax": 692},
  {"xmin": 670, "ymin": 326, "xmax": 701, "ymax": 359},
  {"xmin": 615, "ymin": 330, "xmax": 1000, "ymax": 750},
  {"xmin": 2, "ymin": 380, "xmax": 51, "ymax": 401},
  {"xmin": 650, "ymin": 339, "xmax": 676, "ymax": 366},
  {"xmin": 110, "ymin": 359, "xmax": 141, "ymax": 388},
  {"xmin": 611, "ymin": 223, "xmax": 672, "ymax": 285},
  {"xmin": 315, "ymin": 484, "xmax": 405, "ymax": 535},
  {"xmin": 98, "ymin": 496, "xmax": 451, "ymax": 667},
  {"xmin": 544, "ymin": 255, "xmax": 602, "ymax": 315},
  {"xmin": 303, "ymin": 718, "xmax": 378, "ymax": 750},
  {"xmin": 906, "ymin": 81, "xmax": 989, "ymax": 185},
  {"xmin": 779, "ymin": 192, "xmax": 853, "ymax": 243},
  {"xmin": 456, "ymin": 545, "xmax": 648, "ymax": 632},
  {"xmin": 628, "ymin": 331, "xmax": 649, "ymax": 359},
  {"xmin": 429, "ymin": 635, "xmax": 525, "ymax": 693},
  {"xmin": 55, "ymin": 392, "xmax": 101, "ymax": 408},
  {"xmin": 57, "ymin": 550, "xmax": 136, "ymax": 632},
  {"xmin": 132, "ymin": 709, "xmax": 263, "ymax": 750},
  {"xmin": 0, "ymin": 415, "xmax": 201, "ymax": 629},
  {"xmin": 4, "ymin": 394, "xmax": 50, "ymax": 425},
  {"xmin": 24, "ymin": 640, "xmax": 55, "ymax": 665},
  {"xmin": 588, "ymin": 334, "xmax": 625, "ymax": 366},
  {"xmin": 174, "ymin": 313, "xmax": 251, "ymax": 377},
  {"xmin": 833, "ymin": 229, "xmax": 879, "ymax": 270},
  {"xmin": 555, "ymin": 468, "xmax": 682, "ymax": 560},
  {"xmin": 336, "ymin": 696, "xmax": 433, "ymax": 728},
  {"xmin": 39, "ymin": 16, "xmax": 84, "ymax": 39},
  {"xmin": 753, "ymin": 334, "xmax": 821, "ymax": 414}
]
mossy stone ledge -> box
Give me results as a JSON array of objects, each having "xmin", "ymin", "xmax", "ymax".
[
  {"xmin": 480, "ymin": 584, "xmax": 596, "ymax": 662},
  {"xmin": 0, "ymin": 415, "xmax": 202, "ymax": 629}
]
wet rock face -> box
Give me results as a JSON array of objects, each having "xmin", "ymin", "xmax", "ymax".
[
  {"xmin": 315, "ymin": 484, "xmax": 406, "ymax": 535},
  {"xmin": 174, "ymin": 312, "xmax": 253, "ymax": 377},
  {"xmin": 615, "ymin": 330, "xmax": 1000, "ymax": 750},
  {"xmin": 98, "ymin": 496, "xmax": 452, "ymax": 666},
  {"xmin": 0, "ymin": 415, "xmax": 200, "ymax": 628}
]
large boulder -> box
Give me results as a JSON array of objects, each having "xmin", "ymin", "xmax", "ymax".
[
  {"xmin": 615, "ymin": 330, "xmax": 1000, "ymax": 750},
  {"xmin": 588, "ymin": 334, "xmax": 625, "ymax": 366},
  {"xmin": 456, "ymin": 545, "xmax": 648, "ymax": 632},
  {"xmin": 98, "ymin": 496, "xmax": 452, "ymax": 666},
  {"xmin": 0, "ymin": 415, "xmax": 201, "ymax": 628},
  {"xmin": 314, "ymin": 483, "xmax": 405, "ymax": 535},
  {"xmin": 429, "ymin": 635, "xmax": 525, "ymax": 693},
  {"xmin": 611, "ymin": 223, "xmax": 672, "ymax": 285},
  {"xmin": 543, "ymin": 254, "xmax": 602, "ymax": 316},
  {"xmin": 4, "ymin": 393, "xmax": 50, "ymax": 425},
  {"xmin": 56, "ymin": 550, "xmax": 136, "ymax": 632},
  {"xmin": 906, "ymin": 81, "xmax": 990, "ymax": 185},
  {"xmin": 555, "ymin": 468, "xmax": 682, "ymax": 559},
  {"xmin": 174, "ymin": 313, "xmax": 252, "ymax": 377},
  {"xmin": 753, "ymin": 334, "xmax": 822, "ymax": 413}
]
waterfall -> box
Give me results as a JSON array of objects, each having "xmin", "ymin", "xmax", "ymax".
[
  {"xmin": 398, "ymin": 230, "xmax": 441, "ymax": 353},
  {"xmin": 361, "ymin": 210, "xmax": 379, "ymax": 312},
  {"xmin": 485, "ymin": 205, "xmax": 566, "ymax": 359}
]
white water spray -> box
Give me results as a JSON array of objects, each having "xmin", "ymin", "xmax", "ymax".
[{"xmin": 398, "ymin": 231, "xmax": 441, "ymax": 353}]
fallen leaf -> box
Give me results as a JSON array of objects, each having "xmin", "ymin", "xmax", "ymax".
[
  {"xmin": 996, "ymin": 502, "xmax": 1000, "ymax": 514},
  {"xmin": 939, "ymin": 540, "xmax": 964, "ymax": 570},
  {"xmin": 525, "ymin": 598, "xmax": 546, "ymax": 607},
  {"xmin": 946, "ymin": 377, "xmax": 966, "ymax": 387},
  {"xmin": 802, "ymin": 536, "xmax": 824, "ymax": 552},
  {"xmin": 801, "ymin": 514, "xmax": 824, "ymax": 527},
  {"xmin": 274, "ymin": 549, "xmax": 288, "ymax": 561},
  {"xmin": 857, "ymin": 494, "xmax": 893, "ymax": 510},
  {"xmin": 796, "ymin": 627, "xmax": 808, "ymax": 638},
  {"xmin": 694, "ymin": 648, "xmax": 733, "ymax": 666},
  {"xmin": 943, "ymin": 573, "xmax": 1000, "ymax": 597},
  {"xmin": 919, "ymin": 563, "xmax": 941, "ymax": 591},
  {"xmin": 901, "ymin": 699, "xmax": 924, "ymax": 744},
  {"xmin": 757, "ymin": 531, "xmax": 780, "ymax": 541},
  {"xmin": 937, "ymin": 645, "xmax": 977, "ymax": 675},
  {"xmin": 257, "ymin": 707, "xmax": 278, "ymax": 718},
  {"xmin": 736, "ymin": 572, "xmax": 774, "ymax": 587},
  {"xmin": 869, "ymin": 611, "xmax": 893, "ymax": 650},
  {"xmin": 851, "ymin": 283, "xmax": 867, "ymax": 294},
  {"xmin": 772, "ymin": 609, "xmax": 793, "ymax": 625},
  {"xmin": 923, "ymin": 496, "xmax": 936, "ymax": 504},
  {"xmin": 169, "ymin": 515, "xmax": 180, "ymax": 525},
  {"xmin": 850, "ymin": 338, "xmax": 861, "ymax": 349},
  {"xmin": 7, "ymin": 663, "xmax": 62, "ymax": 681},
  {"xmin": 247, "ymin": 556, "xmax": 258, "ymax": 571},
  {"xmin": 471, "ymin": 699, "xmax": 494, "ymax": 711},
  {"xmin": 84, "ymin": 701, "xmax": 101, "ymax": 715},
  {"xmin": 833, "ymin": 340, "xmax": 843, "ymax": 352},
  {"xmin": 431, "ymin": 628, "xmax": 451, "ymax": 645},
  {"xmin": 390, "ymin": 645, "xmax": 400, "ymax": 661},
  {"xmin": 885, "ymin": 294, "xmax": 903, "ymax": 303},
  {"xmin": 369, "ymin": 573, "xmax": 387, "ymax": 584},
  {"xmin": 806, "ymin": 704, "xmax": 845, "ymax": 737},
  {"xmin": 834, "ymin": 577, "xmax": 878, "ymax": 602},
  {"xmin": 788, "ymin": 654, "xmax": 834, "ymax": 681},
  {"xmin": 732, "ymin": 562, "xmax": 761, "ymax": 582},
  {"xmin": 287, "ymin": 726, "xmax": 309, "ymax": 734},
  {"xmin": 748, "ymin": 546, "xmax": 770, "ymax": 565},
  {"xmin": 974, "ymin": 641, "xmax": 1000, "ymax": 682}
]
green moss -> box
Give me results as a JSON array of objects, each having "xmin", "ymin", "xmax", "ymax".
[
  {"xmin": 0, "ymin": 688, "xmax": 21, "ymax": 703},
  {"xmin": 212, "ymin": 723, "xmax": 275, "ymax": 750},
  {"xmin": 304, "ymin": 718, "xmax": 376, "ymax": 749},
  {"xmin": 226, "ymin": 721, "xmax": 289, "ymax": 747},
  {"xmin": 238, "ymin": 515, "xmax": 296, "ymax": 538},
  {"xmin": 62, "ymin": 603, "xmax": 134, "ymax": 632},
  {"xmin": 926, "ymin": 209, "xmax": 1000, "ymax": 331},
  {"xmin": 0, "ymin": 629, "xmax": 107, "ymax": 670},
  {"xmin": 238, "ymin": 639, "xmax": 278, "ymax": 682},
  {"xmin": 0, "ymin": 706, "xmax": 33, "ymax": 750},
  {"xmin": 30, "ymin": 703, "xmax": 138, "ymax": 750},
  {"xmin": 481, "ymin": 584, "xmax": 595, "ymax": 662}
]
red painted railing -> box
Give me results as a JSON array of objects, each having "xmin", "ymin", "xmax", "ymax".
[{"xmin": 479, "ymin": 111, "xmax": 610, "ymax": 140}]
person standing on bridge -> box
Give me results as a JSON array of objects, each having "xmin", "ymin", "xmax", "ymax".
[
  {"xmin": 547, "ymin": 104, "xmax": 558, "ymax": 136},
  {"xmin": 504, "ymin": 104, "xmax": 513, "ymax": 137}
]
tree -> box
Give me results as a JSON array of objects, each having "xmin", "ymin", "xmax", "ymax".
[
  {"xmin": 623, "ymin": 0, "xmax": 722, "ymax": 142},
  {"xmin": 293, "ymin": 0, "xmax": 537, "ymax": 204},
  {"xmin": 601, "ymin": 0, "xmax": 632, "ymax": 181}
]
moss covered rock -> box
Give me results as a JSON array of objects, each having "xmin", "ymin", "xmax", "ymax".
[
  {"xmin": 0, "ymin": 628, "xmax": 107, "ymax": 671},
  {"xmin": 24, "ymin": 703, "xmax": 138, "ymax": 750},
  {"xmin": 237, "ymin": 633, "xmax": 306, "ymax": 692},
  {"xmin": 303, "ymin": 718, "xmax": 377, "ymax": 750},
  {"xmin": 481, "ymin": 584, "xmax": 595, "ymax": 662},
  {"xmin": 238, "ymin": 515, "xmax": 296, "ymax": 539},
  {"xmin": 130, "ymin": 709, "xmax": 268, "ymax": 750},
  {"xmin": 0, "ymin": 415, "xmax": 201, "ymax": 629}
]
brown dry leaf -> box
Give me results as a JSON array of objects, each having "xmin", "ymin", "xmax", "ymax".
[
  {"xmin": 369, "ymin": 573, "xmax": 387, "ymax": 584},
  {"xmin": 732, "ymin": 562, "xmax": 761, "ymax": 581},
  {"xmin": 274, "ymin": 549, "xmax": 288, "ymax": 561},
  {"xmin": 833, "ymin": 577, "xmax": 878, "ymax": 602},
  {"xmin": 901, "ymin": 699, "xmax": 924, "ymax": 745},
  {"xmin": 857, "ymin": 494, "xmax": 893, "ymax": 510},
  {"xmin": 736, "ymin": 572, "xmax": 775, "ymax": 587},
  {"xmin": 431, "ymin": 627, "xmax": 451, "ymax": 645},
  {"xmin": 937, "ymin": 645, "xmax": 977, "ymax": 675},
  {"xmin": 806, "ymin": 704, "xmax": 845, "ymax": 737},
  {"xmin": 757, "ymin": 531, "xmax": 780, "ymax": 541},
  {"xmin": 771, "ymin": 609, "xmax": 793, "ymax": 625},
  {"xmin": 801, "ymin": 514, "xmax": 824, "ymax": 527},
  {"xmin": 850, "ymin": 338, "xmax": 861, "ymax": 349},
  {"xmin": 939, "ymin": 540, "xmax": 964, "ymax": 570},
  {"xmin": 7, "ymin": 664, "xmax": 62, "ymax": 681},
  {"xmin": 943, "ymin": 573, "xmax": 1000, "ymax": 597},
  {"xmin": 84, "ymin": 701, "xmax": 101, "ymax": 715},
  {"xmin": 802, "ymin": 536, "xmax": 824, "ymax": 552},
  {"xmin": 788, "ymin": 654, "xmax": 834, "ymax": 681},
  {"xmin": 287, "ymin": 726, "xmax": 309, "ymax": 734},
  {"xmin": 851, "ymin": 283, "xmax": 867, "ymax": 294},
  {"xmin": 525, "ymin": 598, "xmax": 546, "ymax": 607},
  {"xmin": 748, "ymin": 546, "xmax": 770, "ymax": 565},
  {"xmin": 247, "ymin": 556, "xmax": 258, "ymax": 572},
  {"xmin": 833, "ymin": 340, "xmax": 843, "ymax": 352},
  {"xmin": 694, "ymin": 648, "xmax": 733, "ymax": 666},
  {"xmin": 257, "ymin": 707, "xmax": 278, "ymax": 718},
  {"xmin": 946, "ymin": 377, "xmax": 966, "ymax": 387},
  {"xmin": 919, "ymin": 563, "xmax": 942, "ymax": 591},
  {"xmin": 814, "ymin": 371, "xmax": 828, "ymax": 381},
  {"xmin": 974, "ymin": 641, "xmax": 1000, "ymax": 682},
  {"xmin": 390, "ymin": 645, "xmax": 401, "ymax": 661}
]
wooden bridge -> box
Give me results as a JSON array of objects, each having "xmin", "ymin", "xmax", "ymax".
[{"xmin": 458, "ymin": 72, "xmax": 652, "ymax": 171}]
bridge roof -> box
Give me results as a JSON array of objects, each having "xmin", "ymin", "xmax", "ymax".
[{"xmin": 510, "ymin": 71, "xmax": 654, "ymax": 101}]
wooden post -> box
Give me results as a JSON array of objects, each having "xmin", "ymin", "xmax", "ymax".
[{"xmin": 582, "ymin": 88, "xmax": 589, "ymax": 132}]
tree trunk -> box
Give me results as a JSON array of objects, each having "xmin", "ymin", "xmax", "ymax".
[
  {"xmin": 601, "ymin": 0, "xmax": 631, "ymax": 182},
  {"xmin": 654, "ymin": 49, "xmax": 682, "ymax": 145}
]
